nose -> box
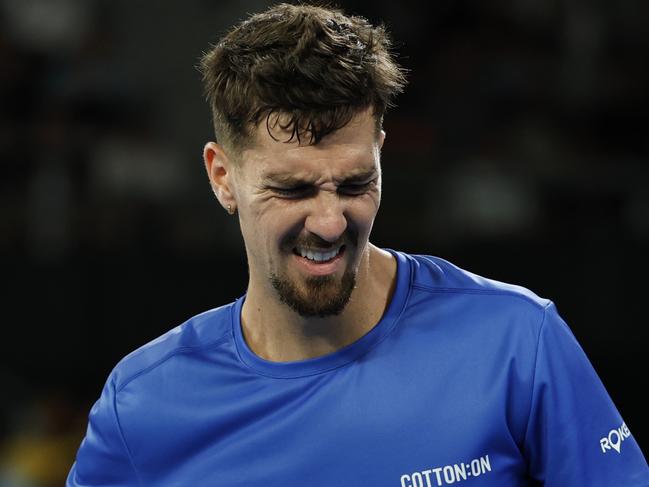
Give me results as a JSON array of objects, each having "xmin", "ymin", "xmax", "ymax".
[{"xmin": 304, "ymin": 191, "xmax": 347, "ymax": 243}]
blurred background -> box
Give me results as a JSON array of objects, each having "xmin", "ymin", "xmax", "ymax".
[{"xmin": 1, "ymin": 0, "xmax": 647, "ymax": 484}]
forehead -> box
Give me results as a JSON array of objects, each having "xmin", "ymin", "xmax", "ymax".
[{"xmin": 239, "ymin": 109, "xmax": 380, "ymax": 181}]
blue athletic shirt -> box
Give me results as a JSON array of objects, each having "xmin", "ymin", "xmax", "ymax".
[{"xmin": 67, "ymin": 250, "xmax": 649, "ymax": 486}]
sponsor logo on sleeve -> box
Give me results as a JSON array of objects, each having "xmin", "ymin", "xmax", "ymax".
[{"xmin": 600, "ymin": 422, "xmax": 631, "ymax": 454}]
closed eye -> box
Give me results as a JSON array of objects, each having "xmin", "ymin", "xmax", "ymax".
[
  {"xmin": 338, "ymin": 179, "xmax": 377, "ymax": 196},
  {"xmin": 269, "ymin": 185, "xmax": 316, "ymax": 198}
]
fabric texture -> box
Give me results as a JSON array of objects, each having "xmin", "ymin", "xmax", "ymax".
[{"xmin": 67, "ymin": 250, "xmax": 649, "ymax": 486}]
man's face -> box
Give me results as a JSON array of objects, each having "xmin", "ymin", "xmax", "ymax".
[{"xmin": 229, "ymin": 109, "xmax": 384, "ymax": 317}]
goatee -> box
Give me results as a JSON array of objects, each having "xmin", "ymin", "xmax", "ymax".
[{"xmin": 270, "ymin": 269, "xmax": 356, "ymax": 318}]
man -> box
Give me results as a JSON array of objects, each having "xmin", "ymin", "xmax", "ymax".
[{"xmin": 67, "ymin": 4, "xmax": 648, "ymax": 486}]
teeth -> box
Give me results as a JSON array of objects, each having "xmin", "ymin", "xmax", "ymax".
[{"xmin": 297, "ymin": 246, "xmax": 342, "ymax": 262}]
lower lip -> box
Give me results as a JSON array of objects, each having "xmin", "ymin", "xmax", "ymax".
[{"xmin": 292, "ymin": 247, "xmax": 346, "ymax": 276}]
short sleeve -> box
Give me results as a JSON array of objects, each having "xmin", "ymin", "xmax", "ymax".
[
  {"xmin": 523, "ymin": 302, "xmax": 649, "ymax": 486},
  {"xmin": 66, "ymin": 373, "xmax": 140, "ymax": 486}
]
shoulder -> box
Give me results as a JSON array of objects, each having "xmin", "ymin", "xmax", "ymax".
[
  {"xmin": 108, "ymin": 300, "xmax": 238, "ymax": 391},
  {"xmin": 399, "ymin": 251, "xmax": 550, "ymax": 307},
  {"xmin": 392, "ymin": 250, "xmax": 553, "ymax": 335}
]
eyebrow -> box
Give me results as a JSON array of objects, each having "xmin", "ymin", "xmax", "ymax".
[{"xmin": 262, "ymin": 168, "xmax": 378, "ymax": 187}]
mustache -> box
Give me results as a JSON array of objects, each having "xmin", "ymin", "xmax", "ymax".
[{"xmin": 286, "ymin": 228, "xmax": 358, "ymax": 251}]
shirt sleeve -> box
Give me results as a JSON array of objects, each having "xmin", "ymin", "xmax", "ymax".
[
  {"xmin": 66, "ymin": 372, "xmax": 140, "ymax": 487},
  {"xmin": 523, "ymin": 302, "xmax": 649, "ymax": 486}
]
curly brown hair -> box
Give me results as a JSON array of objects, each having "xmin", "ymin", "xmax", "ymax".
[{"xmin": 199, "ymin": 3, "xmax": 406, "ymax": 153}]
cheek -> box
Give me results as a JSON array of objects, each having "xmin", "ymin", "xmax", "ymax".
[
  {"xmin": 352, "ymin": 192, "xmax": 381, "ymax": 227},
  {"xmin": 242, "ymin": 201, "xmax": 297, "ymax": 253}
]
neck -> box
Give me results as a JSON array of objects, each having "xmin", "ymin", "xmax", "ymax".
[{"xmin": 240, "ymin": 244, "xmax": 396, "ymax": 362}]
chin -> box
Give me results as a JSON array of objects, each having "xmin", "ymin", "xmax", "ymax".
[{"xmin": 270, "ymin": 269, "xmax": 356, "ymax": 318}]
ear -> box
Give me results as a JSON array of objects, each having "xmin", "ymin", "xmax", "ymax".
[
  {"xmin": 203, "ymin": 141, "xmax": 237, "ymax": 213},
  {"xmin": 378, "ymin": 130, "xmax": 386, "ymax": 149}
]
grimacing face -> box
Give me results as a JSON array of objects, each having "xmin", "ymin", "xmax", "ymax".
[{"xmin": 208, "ymin": 108, "xmax": 385, "ymax": 317}]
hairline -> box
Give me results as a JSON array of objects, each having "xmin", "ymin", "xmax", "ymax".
[{"xmin": 219, "ymin": 106, "xmax": 384, "ymax": 164}]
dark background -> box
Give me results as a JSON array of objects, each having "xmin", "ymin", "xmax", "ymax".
[{"xmin": 1, "ymin": 0, "xmax": 647, "ymax": 484}]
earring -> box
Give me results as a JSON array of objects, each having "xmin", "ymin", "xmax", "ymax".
[{"xmin": 227, "ymin": 204, "xmax": 235, "ymax": 215}]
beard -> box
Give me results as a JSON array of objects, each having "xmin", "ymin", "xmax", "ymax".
[
  {"xmin": 270, "ymin": 227, "xmax": 360, "ymax": 318},
  {"xmin": 270, "ymin": 267, "xmax": 356, "ymax": 318}
]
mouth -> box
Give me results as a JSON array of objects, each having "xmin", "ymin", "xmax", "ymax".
[
  {"xmin": 291, "ymin": 244, "xmax": 347, "ymax": 276},
  {"xmin": 293, "ymin": 244, "xmax": 346, "ymax": 263}
]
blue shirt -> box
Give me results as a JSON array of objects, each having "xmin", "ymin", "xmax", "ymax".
[{"xmin": 67, "ymin": 250, "xmax": 649, "ymax": 486}]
